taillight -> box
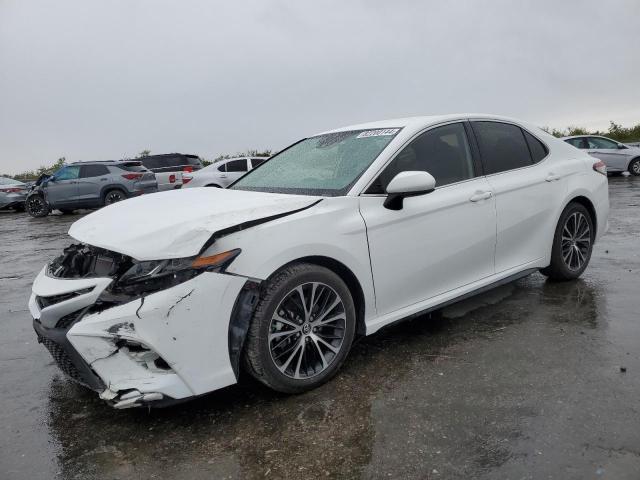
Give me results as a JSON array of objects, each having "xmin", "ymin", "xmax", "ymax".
[
  {"xmin": 183, "ymin": 176, "xmax": 192, "ymax": 184},
  {"xmin": 0, "ymin": 187, "xmax": 23, "ymax": 193},
  {"xmin": 593, "ymin": 160, "xmax": 607, "ymax": 176},
  {"xmin": 183, "ymin": 166, "xmax": 193, "ymax": 173},
  {"xmin": 169, "ymin": 174, "xmax": 176, "ymax": 183},
  {"xmin": 122, "ymin": 173, "xmax": 143, "ymax": 181}
]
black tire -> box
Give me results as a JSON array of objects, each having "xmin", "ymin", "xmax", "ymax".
[
  {"xmin": 205, "ymin": 184, "xmax": 221, "ymax": 188},
  {"xmin": 243, "ymin": 263, "xmax": 356, "ymax": 393},
  {"xmin": 540, "ymin": 202, "xmax": 594, "ymax": 281},
  {"xmin": 103, "ymin": 189, "xmax": 126, "ymax": 206},
  {"xmin": 25, "ymin": 195, "xmax": 49, "ymax": 217},
  {"xmin": 628, "ymin": 158, "xmax": 640, "ymax": 176}
]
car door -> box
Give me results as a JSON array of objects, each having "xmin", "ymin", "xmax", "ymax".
[
  {"xmin": 45, "ymin": 166, "xmax": 80, "ymax": 206},
  {"xmin": 586, "ymin": 137, "xmax": 630, "ymax": 172},
  {"xmin": 222, "ymin": 159, "xmax": 250, "ymax": 187},
  {"xmin": 76, "ymin": 165, "xmax": 110, "ymax": 206},
  {"xmin": 359, "ymin": 122, "xmax": 497, "ymax": 316},
  {"xmin": 471, "ymin": 121, "xmax": 566, "ymax": 273}
]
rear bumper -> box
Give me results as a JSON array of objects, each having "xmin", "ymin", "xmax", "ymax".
[{"xmin": 29, "ymin": 266, "xmax": 248, "ymax": 408}]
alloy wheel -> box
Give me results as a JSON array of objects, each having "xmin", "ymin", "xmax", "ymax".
[
  {"xmin": 105, "ymin": 191, "xmax": 125, "ymax": 205},
  {"xmin": 27, "ymin": 196, "xmax": 47, "ymax": 216},
  {"xmin": 631, "ymin": 160, "xmax": 640, "ymax": 175},
  {"xmin": 561, "ymin": 211, "xmax": 591, "ymax": 271},
  {"xmin": 268, "ymin": 282, "xmax": 346, "ymax": 379}
]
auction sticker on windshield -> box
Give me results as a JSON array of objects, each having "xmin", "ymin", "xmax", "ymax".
[{"xmin": 356, "ymin": 128, "xmax": 400, "ymax": 138}]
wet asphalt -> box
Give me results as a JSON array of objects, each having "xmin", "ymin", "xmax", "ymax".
[{"xmin": 1, "ymin": 176, "xmax": 639, "ymax": 480}]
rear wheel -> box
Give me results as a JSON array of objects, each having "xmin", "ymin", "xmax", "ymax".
[
  {"xmin": 103, "ymin": 189, "xmax": 126, "ymax": 206},
  {"xmin": 243, "ymin": 263, "xmax": 356, "ymax": 393},
  {"xmin": 205, "ymin": 184, "xmax": 221, "ymax": 188},
  {"xmin": 540, "ymin": 203, "xmax": 594, "ymax": 281},
  {"xmin": 26, "ymin": 195, "xmax": 49, "ymax": 217},
  {"xmin": 629, "ymin": 158, "xmax": 640, "ymax": 176}
]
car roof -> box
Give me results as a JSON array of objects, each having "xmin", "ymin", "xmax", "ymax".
[
  {"xmin": 69, "ymin": 160, "xmax": 143, "ymax": 165},
  {"xmin": 315, "ymin": 113, "xmax": 530, "ymax": 137},
  {"xmin": 561, "ymin": 135, "xmax": 613, "ymax": 140}
]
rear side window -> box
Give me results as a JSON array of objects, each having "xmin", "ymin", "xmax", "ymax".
[
  {"xmin": 472, "ymin": 122, "xmax": 532, "ymax": 174},
  {"xmin": 251, "ymin": 158, "xmax": 267, "ymax": 168},
  {"xmin": 116, "ymin": 163, "xmax": 147, "ymax": 172},
  {"xmin": 523, "ymin": 131, "xmax": 548, "ymax": 163},
  {"xmin": 217, "ymin": 163, "xmax": 226, "ymax": 172},
  {"xmin": 79, "ymin": 165, "xmax": 109, "ymax": 178},
  {"xmin": 226, "ymin": 159, "xmax": 248, "ymax": 172}
]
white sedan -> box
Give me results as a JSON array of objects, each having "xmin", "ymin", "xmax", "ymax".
[
  {"xmin": 29, "ymin": 114, "xmax": 609, "ymax": 408},
  {"xmin": 182, "ymin": 157, "xmax": 269, "ymax": 189}
]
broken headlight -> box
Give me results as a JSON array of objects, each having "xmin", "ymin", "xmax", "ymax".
[{"xmin": 111, "ymin": 249, "xmax": 241, "ymax": 295}]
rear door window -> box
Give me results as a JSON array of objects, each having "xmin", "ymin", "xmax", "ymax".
[
  {"xmin": 472, "ymin": 121, "xmax": 533, "ymax": 174},
  {"xmin": 79, "ymin": 165, "xmax": 110, "ymax": 178},
  {"xmin": 565, "ymin": 138, "xmax": 589, "ymax": 149},
  {"xmin": 226, "ymin": 159, "xmax": 248, "ymax": 172}
]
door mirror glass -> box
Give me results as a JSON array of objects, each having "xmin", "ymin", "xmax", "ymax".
[
  {"xmin": 618, "ymin": 143, "xmax": 628, "ymax": 150},
  {"xmin": 384, "ymin": 171, "xmax": 436, "ymax": 210}
]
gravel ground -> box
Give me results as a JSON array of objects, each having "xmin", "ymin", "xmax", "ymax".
[{"xmin": 1, "ymin": 176, "xmax": 639, "ymax": 479}]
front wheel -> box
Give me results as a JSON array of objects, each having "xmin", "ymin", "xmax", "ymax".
[
  {"xmin": 243, "ymin": 263, "xmax": 356, "ymax": 393},
  {"xmin": 540, "ymin": 203, "xmax": 594, "ymax": 281},
  {"xmin": 26, "ymin": 195, "xmax": 49, "ymax": 217},
  {"xmin": 628, "ymin": 158, "xmax": 640, "ymax": 176}
]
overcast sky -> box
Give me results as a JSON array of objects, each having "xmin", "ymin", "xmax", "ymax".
[{"xmin": 1, "ymin": 0, "xmax": 639, "ymax": 174}]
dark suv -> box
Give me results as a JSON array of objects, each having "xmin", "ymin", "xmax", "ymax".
[
  {"xmin": 137, "ymin": 153, "xmax": 203, "ymax": 191},
  {"xmin": 25, "ymin": 161, "xmax": 157, "ymax": 217}
]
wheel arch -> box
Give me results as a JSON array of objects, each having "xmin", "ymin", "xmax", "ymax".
[
  {"xmin": 227, "ymin": 255, "xmax": 367, "ymax": 380},
  {"xmin": 273, "ymin": 256, "xmax": 367, "ymax": 337},
  {"xmin": 100, "ymin": 185, "xmax": 128, "ymax": 202},
  {"xmin": 568, "ymin": 195, "xmax": 597, "ymax": 236},
  {"xmin": 628, "ymin": 156, "xmax": 640, "ymax": 171}
]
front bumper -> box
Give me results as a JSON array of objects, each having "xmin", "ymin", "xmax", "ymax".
[{"xmin": 29, "ymin": 266, "xmax": 248, "ymax": 408}]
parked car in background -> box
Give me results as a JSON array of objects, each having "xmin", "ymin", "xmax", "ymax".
[
  {"xmin": 562, "ymin": 135, "xmax": 640, "ymax": 176},
  {"xmin": 137, "ymin": 153, "xmax": 203, "ymax": 191},
  {"xmin": 182, "ymin": 157, "xmax": 268, "ymax": 188},
  {"xmin": 0, "ymin": 176, "xmax": 27, "ymax": 211},
  {"xmin": 25, "ymin": 160, "xmax": 157, "ymax": 217},
  {"xmin": 30, "ymin": 114, "xmax": 608, "ymax": 408}
]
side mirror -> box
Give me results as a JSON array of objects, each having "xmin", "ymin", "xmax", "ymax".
[
  {"xmin": 618, "ymin": 144, "xmax": 628, "ymax": 150},
  {"xmin": 383, "ymin": 171, "xmax": 436, "ymax": 210}
]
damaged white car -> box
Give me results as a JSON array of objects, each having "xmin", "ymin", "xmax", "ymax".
[{"xmin": 30, "ymin": 115, "xmax": 609, "ymax": 408}]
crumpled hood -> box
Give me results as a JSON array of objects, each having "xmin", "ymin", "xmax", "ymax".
[{"xmin": 69, "ymin": 188, "xmax": 321, "ymax": 260}]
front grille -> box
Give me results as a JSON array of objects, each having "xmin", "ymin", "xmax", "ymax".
[{"xmin": 38, "ymin": 334, "xmax": 89, "ymax": 387}]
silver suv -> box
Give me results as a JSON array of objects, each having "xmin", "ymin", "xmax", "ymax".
[{"xmin": 25, "ymin": 160, "xmax": 157, "ymax": 217}]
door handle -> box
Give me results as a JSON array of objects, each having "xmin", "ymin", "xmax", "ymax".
[
  {"xmin": 469, "ymin": 191, "xmax": 493, "ymax": 202},
  {"xmin": 546, "ymin": 173, "xmax": 560, "ymax": 182},
  {"xmin": 219, "ymin": 175, "xmax": 227, "ymax": 178},
  {"xmin": 100, "ymin": 178, "xmax": 107, "ymax": 181}
]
